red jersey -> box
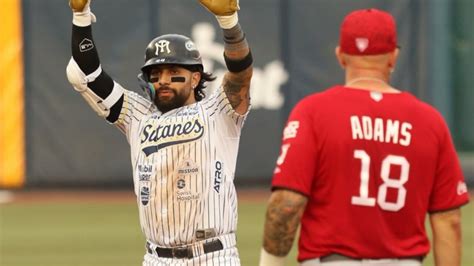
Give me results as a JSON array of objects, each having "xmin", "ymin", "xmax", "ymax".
[{"xmin": 272, "ymin": 86, "xmax": 469, "ymax": 261}]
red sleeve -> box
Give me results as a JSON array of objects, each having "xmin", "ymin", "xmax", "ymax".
[
  {"xmin": 428, "ymin": 117, "xmax": 469, "ymax": 212},
  {"xmin": 271, "ymin": 99, "xmax": 317, "ymax": 196}
]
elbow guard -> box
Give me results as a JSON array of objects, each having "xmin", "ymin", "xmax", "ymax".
[{"xmin": 66, "ymin": 57, "xmax": 123, "ymax": 118}]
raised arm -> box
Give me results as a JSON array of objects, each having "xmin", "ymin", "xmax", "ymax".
[
  {"xmin": 259, "ymin": 189, "xmax": 308, "ymax": 266},
  {"xmin": 430, "ymin": 208, "xmax": 463, "ymax": 266},
  {"xmin": 199, "ymin": 0, "xmax": 253, "ymax": 115},
  {"xmin": 66, "ymin": 0, "xmax": 124, "ymax": 123}
]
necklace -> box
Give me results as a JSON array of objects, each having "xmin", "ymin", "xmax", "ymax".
[
  {"xmin": 345, "ymin": 77, "xmax": 400, "ymax": 93},
  {"xmin": 345, "ymin": 77, "xmax": 389, "ymax": 87}
]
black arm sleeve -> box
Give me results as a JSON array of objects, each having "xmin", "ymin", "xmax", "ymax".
[
  {"xmin": 106, "ymin": 95, "xmax": 124, "ymax": 123},
  {"xmin": 71, "ymin": 25, "xmax": 100, "ymax": 74},
  {"xmin": 71, "ymin": 24, "xmax": 123, "ymax": 122}
]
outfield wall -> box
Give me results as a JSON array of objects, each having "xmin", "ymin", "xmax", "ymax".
[{"xmin": 0, "ymin": 0, "xmax": 472, "ymax": 187}]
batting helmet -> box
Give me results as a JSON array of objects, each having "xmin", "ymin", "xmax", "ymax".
[
  {"xmin": 138, "ymin": 34, "xmax": 203, "ymax": 100},
  {"xmin": 141, "ymin": 34, "xmax": 202, "ymax": 75}
]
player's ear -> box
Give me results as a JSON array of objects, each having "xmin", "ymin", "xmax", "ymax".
[
  {"xmin": 388, "ymin": 48, "xmax": 400, "ymax": 70},
  {"xmin": 335, "ymin": 46, "xmax": 346, "ymax": 69},
  {"xmin": 191, "ymin": 71, "xmax": 201, "ymax": 89}
]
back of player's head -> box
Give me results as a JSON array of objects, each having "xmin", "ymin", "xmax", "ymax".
[{"xmin": 339, "ymin": 8, "xmax": 398, "ymax": 55}]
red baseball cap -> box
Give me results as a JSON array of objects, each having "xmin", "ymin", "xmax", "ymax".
[{"xmin": 339, "ymin": 8, "xmax": 398, "ymax": 55}]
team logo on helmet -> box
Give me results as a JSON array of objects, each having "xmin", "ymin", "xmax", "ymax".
[
  {"xmin": 185, "ymin": 40, "xmax": 197, "ymax": 51},
  {"xmin": 155, "ymin": 40, "xmax": 171, "ymax": 55}
]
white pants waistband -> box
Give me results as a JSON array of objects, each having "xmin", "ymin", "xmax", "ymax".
[{"xmin": 301, "ymin": 254, "xmax": 422, "ymax": 266}]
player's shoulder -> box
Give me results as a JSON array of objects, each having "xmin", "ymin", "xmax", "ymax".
[
  {"xmin": 284, "ymin": 86, "xmax": 342, "ymax": 121},
  {"xmin": 400, "ymin": 91, "xmax": 446, "ymax": 122},
  {"xmin": 394, "ymin": 91, "xmax": 452, "ymax": 139},
  {"xmin": 293, "ymin": 85, "xmax": 343, "ymax": 109}
]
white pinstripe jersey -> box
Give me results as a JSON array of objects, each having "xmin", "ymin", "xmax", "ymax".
[{"xmin": 114, "ymin": 86, "xmax": 248, "ymax": 247}]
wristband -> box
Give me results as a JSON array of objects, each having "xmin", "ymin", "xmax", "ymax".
[
  {"xmin": 73, "ymin": 11, "xmax": 96, "ymax": 27},
  {"xmin": 216, "ymin": 12, "xmax": 239, "ymax": 29},
  {"xmin": 224, "ymin": 50, "xmax": 253, "ymax": 73}
]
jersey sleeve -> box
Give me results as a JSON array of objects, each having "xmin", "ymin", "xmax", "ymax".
[
  {"xmin": 113, "ymin": 90, "xmax": 154, "ymax": 142},
  {"xmin": 271, "ymin": 99, "xmax": 317, "ymax": 196},
  {"xmin": 428, "ymin": 116, "xmax": 470, "ymax": 212},
  {"xmin": 201, "ymin": 86, "xmax": 250, "ymax": 137}
]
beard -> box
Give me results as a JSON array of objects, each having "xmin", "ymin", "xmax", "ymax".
[{"xmin": 153, "ymin": 86, "xmax": 190, "ymax": 113}]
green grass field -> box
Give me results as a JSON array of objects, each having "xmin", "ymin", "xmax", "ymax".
[{"xmin": 0, "ymin": 193, "xmax": 473, "ymax": 266}]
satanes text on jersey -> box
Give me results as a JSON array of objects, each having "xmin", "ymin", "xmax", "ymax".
[{"xmin": 350, "ymin": 115, "xmax": 412, "ymax": 146}]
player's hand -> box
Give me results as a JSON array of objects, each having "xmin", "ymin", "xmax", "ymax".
[
  {"xmin": 69, "ymin": 0, "xmax": 90, "ymax": 12},
  {"xmin": 70, "ymin": 0, "xmax": 96, "ymax": 24},
  {"xmin": 199, "ymin": 0, "xmax": 239, "ymax": 16}
]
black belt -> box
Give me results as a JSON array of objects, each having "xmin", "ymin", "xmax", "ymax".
[
  {"xmin": 146, "ymin": 239, "xmax": 224, "ymax": 259},
  {"xmin": 320, "ymin": 254, "xmax": 424, "ymax": 263}
]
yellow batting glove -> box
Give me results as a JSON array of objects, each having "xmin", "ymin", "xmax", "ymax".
[
  {"xmin": 199, "ymin": 0, "xmax": 240, "ymax": 16},
  {"xmin": 69, "ymin": 0, "xmax": 89, "ymax": 12}
]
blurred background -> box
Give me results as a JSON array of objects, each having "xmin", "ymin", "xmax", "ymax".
[
  {"xmin": 0, "ymin": 0, "xmax": 473, "ymax": 265},
  {"xmin": 1, "ymin": 0, "xmax": 474, "ymax": 187}
]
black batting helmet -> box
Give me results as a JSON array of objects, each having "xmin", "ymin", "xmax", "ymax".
[{"xmin": 141, "ymin": 34, "xmax": 203, "ymax": 77}]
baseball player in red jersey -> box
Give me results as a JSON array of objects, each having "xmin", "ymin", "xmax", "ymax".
[{"xmin": 259, "ymin": 8, "xmax": 469, "ymax": 266}]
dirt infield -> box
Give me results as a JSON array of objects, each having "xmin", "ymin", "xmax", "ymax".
[{"xmin": 0, "ymin": 188, "xmax": 271, "ymax": 204}]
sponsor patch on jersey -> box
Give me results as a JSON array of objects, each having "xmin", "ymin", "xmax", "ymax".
[
  {"xmin": 177, "ymin": 159, "xmax": 200, "ymax": 176},
  {"xmin": 140, "ymin": 117, "xmax": 205, "ymax": 156},
  {"xmin": 213, "ymin": 160, "xmax": 224, "ymax": 193},
  {"xmin": 175, "ymin": 106, "xmax": 199, "ymax": 117},
  {"xmin": 177, "ymin": 179, "xmax": 186, "ymax": 189},
  {"xmin": 138, "ymin": 164, "xmax": 154, "ymax": 181},
  {"xmin": 174, "ymin": 161, "xmax": 200, "ymax": 201},
  {"xmin": 140, "ymin": 185, "xmax": 150, "ymax": 206},
  {"xmin": 176, "ymin": 190, "xmax": 200, "ymax": 202}
]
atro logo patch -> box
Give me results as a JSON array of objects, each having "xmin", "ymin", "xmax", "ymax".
[{"xmin": 214, "ymin": 160, "xmax": 223, "ymax": 193}]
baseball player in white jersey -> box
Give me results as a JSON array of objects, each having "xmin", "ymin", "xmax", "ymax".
[{"xmin": 66, "ymin": 0, "xmax": 253, "ymax": 265}]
